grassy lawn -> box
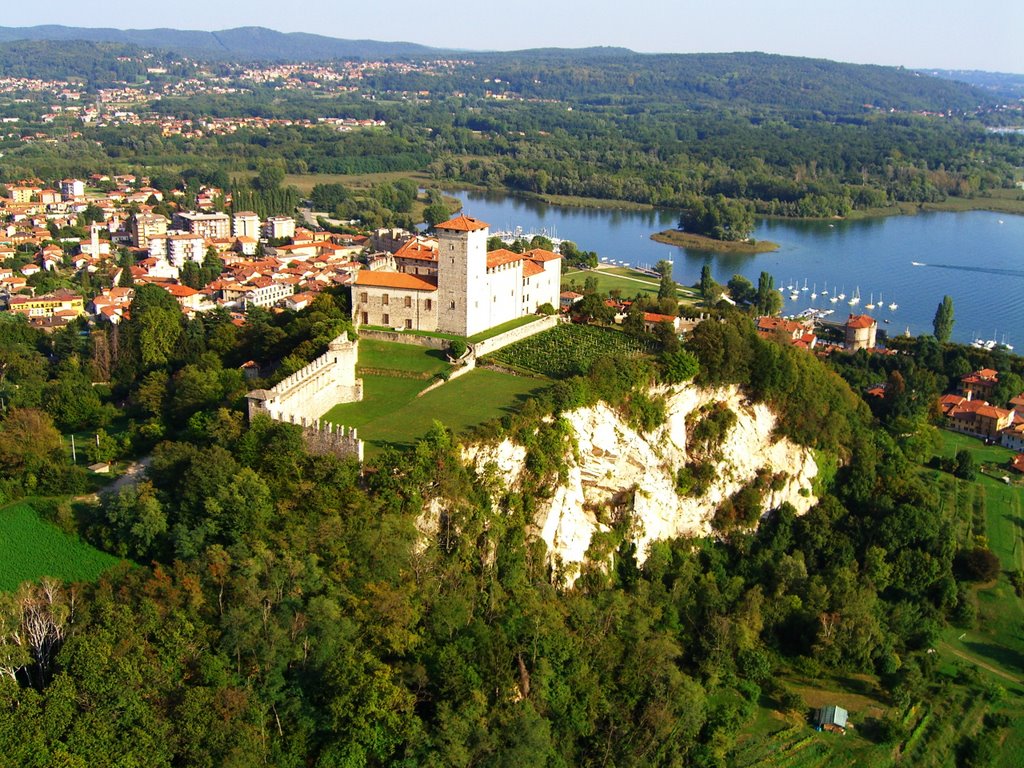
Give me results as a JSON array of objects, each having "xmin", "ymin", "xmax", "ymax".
[
  {"xmin": 938, "ymin": 428, "xmax": 1017, "ymax": 470},
  {"xmin": 323, "ymin": 370, "xmax": 546, "ymax": 453},
  {"xmin": 358, "ymin": 339, "xmax": 452, "ymax": 376},
  {"xmin": 562, "ymin": 267, "xmax": 699, "ymax": 303},
  {"xmin": 0, "ymin": 501, "xmax": 121, "ymax": 591},
  {"xmin": 468, "ymin": 315, "xmax": 544, "ymax": 344}
]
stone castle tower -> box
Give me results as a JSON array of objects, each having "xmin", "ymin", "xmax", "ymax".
[{"xmin": 435, "ymin": 214, "xmax": 490, "ymax": 337}]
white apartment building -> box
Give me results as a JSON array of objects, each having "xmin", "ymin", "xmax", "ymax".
[
  {"xmin": 60, "ymin": 179, "xmax": 85, "ymax": 200},
  {"xmin": 233, "ymin": 211, "xmax": 261, "ymax": 239},
  {"xmin": 173, "ymin": 211, "xmax": 231, "ymax": 239},
  {"xmin": 149, "ymin": 231, "xmax": 206, "ymax": 267},
  {"xmin": 263, "ymin": 215, "xmax": 296, "ymax": 241}
]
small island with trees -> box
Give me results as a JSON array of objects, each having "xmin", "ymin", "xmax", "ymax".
[{"xmin": 653, "ymin": 194, "xmax": 780, "ymax": 253}]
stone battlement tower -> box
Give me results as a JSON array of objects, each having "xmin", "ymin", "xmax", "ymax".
[{"xmin": 435, "ymin": 214, "xmax": 490, "ymax": 337}]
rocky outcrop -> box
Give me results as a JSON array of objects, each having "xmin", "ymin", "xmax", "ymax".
[{"xmin": 465, "ymin": 384, "xmax": 818, "ymax": 583}]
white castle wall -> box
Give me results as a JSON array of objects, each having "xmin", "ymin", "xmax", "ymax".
[{"xmin": 246, "ymin": 332, "xmax": 364, "ymax": 460}]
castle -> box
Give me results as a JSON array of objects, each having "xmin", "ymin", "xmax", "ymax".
[
  {"xmin": 246, "ymin": 332, "xmax": 364, "ymax": 461},
  {"xmin": 352, "ymin": 214, "xmax": 562, "ymax": 337}
]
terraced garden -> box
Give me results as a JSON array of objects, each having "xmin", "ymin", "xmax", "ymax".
[{"xmin": 487, "ymin": 323, "xmax": 658, "ymax": 378}]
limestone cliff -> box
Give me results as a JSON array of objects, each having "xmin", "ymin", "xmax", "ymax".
[{"xmin": 464, "ymin": 384, "xmax": 818, "ymax": 582}]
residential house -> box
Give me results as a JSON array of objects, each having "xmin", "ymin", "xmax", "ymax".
[
  {"xmin": 947, "ymin": 399, "xmax": 1015, "ymax": 441},
  {"xmin": 960, "ymin": 368, "xmax": 999, "ymax": 401}
]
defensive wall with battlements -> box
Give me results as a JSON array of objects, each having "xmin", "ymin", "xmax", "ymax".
[{"xmin": 246, "ymin": 332, "xmax": 364, "ymax": 460}]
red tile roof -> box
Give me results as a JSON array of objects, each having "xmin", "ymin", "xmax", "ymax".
[
  {"xmin": 487, "ymin": 248, "xmax": 524, "ymax": 269},
  {"xmin": 354, "ymin": 270, "xmax": 438, "ymax": 291},
  {"xmin": 522, "ymin": 260, "xmax": 544, "ymax": 278},
  {"xmin": 846, "ymin": 314, "xmax": 876, "ymax": 329},
  {"xmin": 525, "ymin": 248, "xmax": 560, "ymax": 262},
  {"xmin": 436, "ymin": 214, "xmax": 489, "ymax": 232},
  {"xmin": 644, "ymin": 312, "xmax": 677, "ymax": 324}
]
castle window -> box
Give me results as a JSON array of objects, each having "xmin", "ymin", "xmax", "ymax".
[
  {"xmin": 382, "ymin": 294, "xmax": 389, "ymax": 305},
  {"xmin": 359, "ymin": 292, "xmax": 368, "ymax": 303},
  {"xmin": 361, "ymin": 311, "xmax": 368, "ymax": 324},
  {"xmin": 404, "ymin": 295, "xmax": 412, "ymax": 308},
  {"xmin": 449, "ymin": 300, "xmax": 456, "ymax": 309},
  {"xmin": 425, "ymin": 299, "xmax": 433, "ymax": 310},
  {"xmin": 382, "ymin": 313, "xmax": 390, "ymax": 325},
  {"xmin": 405, "ymin": 319, "xmax": 412, "ymax": 329}
]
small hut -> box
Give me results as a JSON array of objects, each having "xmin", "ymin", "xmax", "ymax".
[{"xmin": 815, "ymin": 705, "xmax": 848, "ymax": 734}]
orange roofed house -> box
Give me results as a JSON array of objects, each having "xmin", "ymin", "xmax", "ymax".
[
  {"xmin": 960, "ymin": 368, "xmax": 999, "ymax": 401},
  {"xmin": 352, "ymin": 215, "xmax": 561, "ymax": 335},
  {"xmin": 947, "ymin": 398, "xmax": 1015, "ymax": 441}
]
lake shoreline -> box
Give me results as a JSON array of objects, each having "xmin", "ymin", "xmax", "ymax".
[
  {"xmin": 651, "ymin": 230, "xmax": 780, "ymax": 253},
  {"xmin": 435, "ymin": 182, "xmax": 1024, "ymax": 223}
]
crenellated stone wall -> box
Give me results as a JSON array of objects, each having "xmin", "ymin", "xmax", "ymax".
[
  {"xmin": 275, "ymin": 412, "xmax": 364, "ymax": 463},
  {"xmin": 246, "ymin": 332, "xmax": 364, "ymax": 460}
]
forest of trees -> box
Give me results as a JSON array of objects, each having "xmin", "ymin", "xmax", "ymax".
[{"xmin": 0, "ymin": 295, "xmax": 1019, "ymax": 763}]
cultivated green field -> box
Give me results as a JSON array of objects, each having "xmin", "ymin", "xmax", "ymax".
[
  {"xmin": 0, "ymin": 501, "xmax": 121, "ymax": 591},
  {"xmin": 488, "ymin": 323, "xmax": 658, "ymax": 378},
  {"xmin": 323, "ymin": 370, "xmax": 546, "ymax": 452}
]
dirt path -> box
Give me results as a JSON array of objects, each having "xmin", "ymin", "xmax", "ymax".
[
  {"xmin": 103, "ymin": 455, "xmax": 152, "ymax": 495},
  {"xmin": 938, "ymin": 641, "xmax": 1023, "ymax": 684}
]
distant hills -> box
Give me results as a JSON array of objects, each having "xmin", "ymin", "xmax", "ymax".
[
  {"xmin": 0, "ymin": 25, "xmax": 1010, "ymax": 114},
  {"xmin": 0, "ymin": 24, "xmax": 441, "ymax": 60}
]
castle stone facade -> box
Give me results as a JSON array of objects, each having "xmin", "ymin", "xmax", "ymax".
[{"xmin": 353, "ymin": 214, "xmax": 562, "ymax": 337}]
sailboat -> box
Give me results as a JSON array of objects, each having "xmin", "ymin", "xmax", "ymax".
[
  {"xmin": 810, "ymin": 283, "xmax": 817, "ymax": 300},
  {"xmin": 888, "ymin": 296, "xmax": 898, "ymax": 311},
  {"xmin": 848, "ymin": 287, "xmax": 860, "ymax": 307},
  {"xmin": 865, "ymin": 292, "xmax": 876, "ymax": 311},
  {"xmin": 837, "ymin": 286, "xmax": 846, "ymax": 301},
  {"xmin": 801, "ymin": 278, "xmax": 808, "ymax": 292}
]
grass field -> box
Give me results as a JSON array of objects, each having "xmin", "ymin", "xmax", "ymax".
[
  {"xmin": 323, "ymin": 370, "xmax": 546, "ymax": 452},
  {"xmin": 562, "ymin": 267, "xmax": 700, "ymax": 303},
  {"xmin": 467, "ymin": 315, "xmax": 544, "ymax": 344},
  {"xmin": 357, "ymin": 339, "xmax": 452, "ymax": 377},
  {"xmin": 0, "ymin": 501, "xmax": 121, "ymax": 591},
  {"xmin": 923, "ymin": 431, "xmax": 1024, "ymax": 768},
  {"xmin": 488, "ymin": 323, "xmax": 658, "ymax": 378}
]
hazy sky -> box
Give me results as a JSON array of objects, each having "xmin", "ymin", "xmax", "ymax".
[{"xmin": 7, "ymin": 0, "xmax": 1024, "ymax": 72}]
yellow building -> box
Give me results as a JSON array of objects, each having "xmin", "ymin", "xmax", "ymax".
[{"xmin": 8, "ymin": 289, "xmax": 85, "ymax": 319}]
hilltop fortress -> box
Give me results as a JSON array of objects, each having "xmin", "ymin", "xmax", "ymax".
[{"xmin": 353, "ymin": 214, "xmax": 562, "ymax": 336}]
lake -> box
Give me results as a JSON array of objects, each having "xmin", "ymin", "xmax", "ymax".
[{"xmin": 450, "ymin": 189, "xmax": 1024, "ymax": 347}]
